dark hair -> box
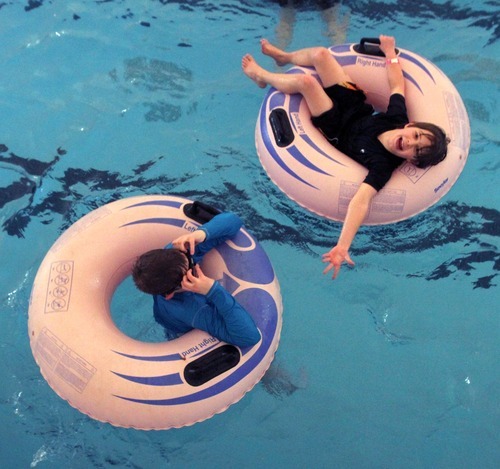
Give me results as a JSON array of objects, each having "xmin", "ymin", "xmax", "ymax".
[
  {"xmin": 132, "ymin": 249, "xmax": 187, "ymax": 296},
  {"xmin": 408, "ymin": 122, "xmax": 450, "ymax": 168}
]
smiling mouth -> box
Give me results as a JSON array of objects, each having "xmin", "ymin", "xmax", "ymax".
[{"xmin": 397, "ymin": 137, "xmax": 404, "ymax": 151}]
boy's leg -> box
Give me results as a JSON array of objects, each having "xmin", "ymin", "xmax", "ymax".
[
  {"xmin": 261, "ymin": 39, "xmax": 352, "ymax": 88},
  {"xmin": 242, "ymin": 54, "xmax": 333, "ymax": 116}
]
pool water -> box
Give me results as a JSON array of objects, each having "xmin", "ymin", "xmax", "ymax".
[{"xmin": 1, "ymin": 1, "xmax": 498, "ymax": 467}]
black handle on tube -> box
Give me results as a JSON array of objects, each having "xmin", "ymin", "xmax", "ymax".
[{"xmin": 354, "ymin": 37, "xmax": 399, "ymax": 57}]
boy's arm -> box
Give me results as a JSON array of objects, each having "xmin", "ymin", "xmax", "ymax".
[
  {"xmin": 379, "ymin": 34, "xmax": 405, "ymax": 96},
  {"xmin": 181, "ymin": 266, "xmax": 261, "ymax": 347},
  {"xmin": 322, "ymin": 183, "xmax": 377, "ymax": 279},
  {"xmin": 322, "ymin": 35, "xmax": 403, "ymax": 280},
  {"xmin": 203, "ymin": 282, "xmax": 261, "ymax": 347},
  {"xmin": 172, "ymin": 212, "xmax": 243, "ymax": 255},
  {"xmin": 197, "ymin": 212, "xmax": 242, "ymax": 244}
]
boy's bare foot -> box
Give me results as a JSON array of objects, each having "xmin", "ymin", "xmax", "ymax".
[
  {"xmin": 260, "ymin": 38, "xmax": 289, "ymax": 66},
  {"xmin": 242, "ymin": 54, "xmax": 267, "ymax": 88}
]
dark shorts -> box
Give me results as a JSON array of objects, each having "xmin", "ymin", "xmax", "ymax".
[{"xmin": 311, "ymin": 84, "xmax": 374, "ymax": 145}]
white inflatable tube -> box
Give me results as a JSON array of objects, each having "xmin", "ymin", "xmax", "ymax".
[
  {"xmin": 256, "ymin": 40, "xmax": 470, "ymax": 224},
  {"xmin": 28, "ymin": 195, "xmax": 282, "ymax": 430}
]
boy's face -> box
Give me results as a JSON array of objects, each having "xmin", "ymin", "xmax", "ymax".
[{"xmin": 383, "ymin": 124, "xmax": 433, "ymax": 162}]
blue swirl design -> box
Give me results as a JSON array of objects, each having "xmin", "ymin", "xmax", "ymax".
[
  {"xmin": 122, "ymin": 199, "xmax": 183, "ymax": 210},
  {"xmin": 334, "ymin": 54, "xmax": 358, "ymax": 68},
  {"xmin": 331, "ymin": 44, "xmax": 351, "ymax": 53},
  {"xmin": 121, "ymin": 217, "xmax": 186, "ymax": 229},
  {"xmin": 111, "ymin": 371, "xmax": 184, "ymax": 386},
  {"xmin": 299, "ymin": 133, "xmax": 346, "ymax": 166},
  {"xmin": 225, "ymin": 229, "xmax": 252, "ymax": 249},
  {"xmin": 286, "ymin": 145, "xmax": 331, "ymax": 177},
  {"xmin": 215, "ymin": 231, "xmax": 275, "ymax": 285},
  {"xmin": 288, "ymin": 92, "xmax": 301, "ymax": 115},
  {"xmin": 269, "ymin": 91, "xmax": 285, "ymax": 109},
  {"xmin": 119, "ymin": 198, "xmax": 188, "ymax": 229},
  {"xmin": 261, "ymin": 90, "xmax": 316, "ymax": 188},
  {"xmin": 399, "ymin": 51, "xmax": 435, "ymax": 85},
  {"xmin": 112, "ymin": 350, "xmax": 182, "ymax": 361}
]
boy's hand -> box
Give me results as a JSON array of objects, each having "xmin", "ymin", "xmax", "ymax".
[
  {"xmin": 172, "ymin": 230, "xmax": 207, "ymax": 254},
  {"xmin": 322, "ymin": 246, "xmax": 355, "ymax": 279},
  {"xmin": 181, "ymin": 265, "xmax": 215, "ymax": 295},
  {"xmin": 379, "ymin": 34, "xmax": 396, "ymax": 57}
]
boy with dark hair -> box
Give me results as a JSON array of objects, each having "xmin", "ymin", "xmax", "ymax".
[
  {"xmin": 132, "ymin": 212, "xmax": 260, "ymax": 347},
  {"xmin": 242, "ymin": 34, "xmax": 450, "ymax": 279}
]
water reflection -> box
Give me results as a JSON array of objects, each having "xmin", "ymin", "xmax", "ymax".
[{"xmin": 16, "ymin": 0, "xmax": 499, "ymax": 46}]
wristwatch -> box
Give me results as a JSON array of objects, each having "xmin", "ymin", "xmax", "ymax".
[{"xmin": 386, "ymin": 58, "xmax": 400, "ymax": 64}]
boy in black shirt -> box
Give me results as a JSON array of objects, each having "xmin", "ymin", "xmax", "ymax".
[{"xmin": 242, "ymin": 34, "xmax": 449, "ymax": 279}]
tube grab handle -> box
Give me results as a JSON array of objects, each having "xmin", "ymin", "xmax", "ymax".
[
  {"xmin": 354, "ymin": 37, "xmax": 399, "ymax": 57},
  {"xmin": 184, "ymin": 200, "xmax": 221, "ymax": 224}
]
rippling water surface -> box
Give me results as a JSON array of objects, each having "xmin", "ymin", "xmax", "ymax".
[{"xmin": 0, "ymin": 1, "xmax": 498, "ymax": 467}]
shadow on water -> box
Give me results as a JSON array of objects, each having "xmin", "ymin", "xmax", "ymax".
[{"xmin": 261, "ymin": 360, "xmax": 308, "ymax": 399}]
